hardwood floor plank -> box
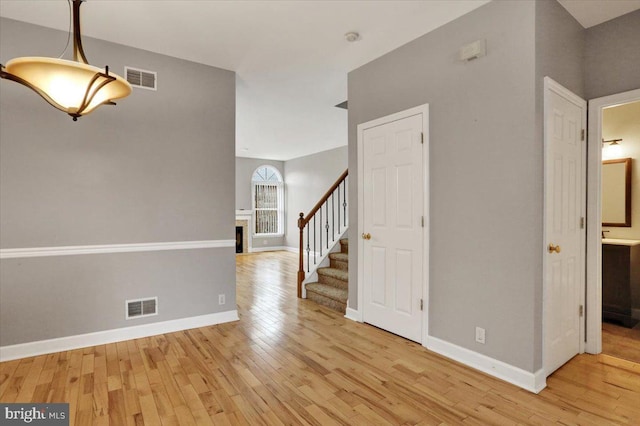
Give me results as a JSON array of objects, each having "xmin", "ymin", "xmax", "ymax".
[{"xmin": 1, "ymin": 251, "xmax": 640, "ymax": 425}]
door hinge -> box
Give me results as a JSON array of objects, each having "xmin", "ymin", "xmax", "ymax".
[
  {"xmin": 421, "ymin": 132, "xmax": 424, "ymax": 144},
  {"xmin": 580, "ymin": 217, "xmax": 585, "ymax": 229},
  {"xmin": 421, "ymin": 216, "xmax": 424, "ymax": 227},
  {"xmin": 581, "ymin": 129, "xmax": 585, "ymax": 141},
  {"xmin": 579, "ymin": 305, "xmax": 584, "ymax": 317},
  {"xmin": 420, "ymin": 299, "xmax": 424, "ymax": 311}
]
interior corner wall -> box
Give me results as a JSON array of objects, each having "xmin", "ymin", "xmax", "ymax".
[
  {"xmin": 284, "ymin": 146, "xmax": 348, "ymax": 249},
  {"xmin": 348, "ymin": 0, "xmax": 538, "ymax": 372},
  {"xmin": 235, "ymin": 157, "xmax": 285, "ymax": 248},
  {"xmin": 0, "ymin": 18, "xmax": 236, "ymax": 346},
  {"xmin": 534, "ymin": 0, "xmax": 585, "ymax": 371},
  {"xmin": 585, "ymin": 9, "xmax": 640, "ymax": 100}
]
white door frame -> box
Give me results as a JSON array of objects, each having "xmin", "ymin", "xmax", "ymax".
[
  {"xmin": 542, "ymin": 77, "xmax": 587, "ymax": 375},
  {"xmin": 585, "ymin": 88, "xmax": 640, "ymax": 354},
  {"xmin": 356, "ymin": 104, "xmax": 430, "ymax": 344}
]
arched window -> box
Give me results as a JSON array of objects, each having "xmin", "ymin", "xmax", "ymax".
[{"xmin": 252, "ymin": 165, "xmax": 284, "ymax": 235}]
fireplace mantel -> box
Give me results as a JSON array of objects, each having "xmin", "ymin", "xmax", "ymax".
[{"xmin": 235, "ymin": 210, "xmax": 252, "ymax": 221}]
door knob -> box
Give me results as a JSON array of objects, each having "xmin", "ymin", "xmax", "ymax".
[
  {"xmin": 548, "ymin": 243, "xmax": 561, "ymax": 254},
  {"xmin": 362, "ymin": 233, "xmax": 371, "ymax": 240}
]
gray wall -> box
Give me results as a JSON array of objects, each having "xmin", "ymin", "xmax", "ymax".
[
  {"xmin": 349, "ymin": 1, "xmax": 539, "ymax": 372},
  {"xmin": 284, "ymin": 146, "xmax": 348, "ymax": 248},
  {"xmin": 348, "ymin": 0, "xmax": 635, "ymax": 374},
  {"xmin": 235, "ymin": 157, "xmax": 285, "ymax": 248},
  {"xmin": 535, "ymin": 0, "xmax": 585, "ymax": 98},
  {"xmin": 585, "ymin": 9, "xmax": 640, "ymax": 100},
  {"xmin": 0, "ymin": 18, "xmax": 236, "ymax": 346}
]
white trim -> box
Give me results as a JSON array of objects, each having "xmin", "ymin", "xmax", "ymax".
[
  {"xmin": 344, "ymin": 307, "xmax": 361, "ymax": 322},
  {"xmin": 586, "ymin": 88, "xmax": 640, "ymax": 354},
  {"xmin": 425, "ymin": 335, "xmax": 546, "ymax": 394},
  {"xmin": 357, "ymin": 103, "xmax": 430, "ymax": 344},
  {"xmin": 542, "ymin": 77, "xmax": 587, "ymax": 376},
  {"xmin": 251, "ymin": 165, "xmax": 284, "ymax": 235},
  {"xmin": 0, "ymin": 310, "xmax": 239, "ymax": 362},
  {"xmin": 0, "ymin": 240, "xmax": 234, "ymax": 259},
  {"xmin": 301, "ymin": 228, "xmax": 348, "ymax": 285},
  {"xmin": 249, "ymin": 246, "xmax": 290, "ymax": 253}
]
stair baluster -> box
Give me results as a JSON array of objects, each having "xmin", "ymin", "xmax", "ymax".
[
  {"xmin": 325, "ymin": 202, "xmax": 330, "ymax": 250},
  {"xmin": 297, "ymin": 169, "xmax": 348, "ymax": 298}
]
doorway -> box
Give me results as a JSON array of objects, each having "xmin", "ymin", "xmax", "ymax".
[
  {"xmin": 356, "ymin": 104, "xmax": 429, "ymax": 343},
  {"xmin": 587, "ymin": 89, "xmax": 640, "ymax": 363}
]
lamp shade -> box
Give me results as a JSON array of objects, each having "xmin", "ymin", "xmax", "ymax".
[{"xmin": 3, "ymin": 56, "xmax": 131, "ymax": 118}]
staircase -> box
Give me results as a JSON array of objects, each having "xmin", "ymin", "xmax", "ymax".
[{"xmin": 305, "ymin": 239, "xmax": 348, "ymax": 313}]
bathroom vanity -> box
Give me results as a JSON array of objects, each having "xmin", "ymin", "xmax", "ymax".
[{"xmin": 602, "ymin": 238, "xmax": 640, "ymax": 328}]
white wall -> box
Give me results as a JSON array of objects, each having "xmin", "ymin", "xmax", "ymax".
[{"xmin": 602, "ymin": 101, "xmax": 640, "ymax": 239}]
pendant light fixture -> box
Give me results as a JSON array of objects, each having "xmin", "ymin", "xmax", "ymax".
[{"xmin": 0, "ymin": 0, "xmax": 131, "ymax": 121}]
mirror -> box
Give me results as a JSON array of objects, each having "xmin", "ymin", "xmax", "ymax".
[{"xmin": 602, "ymin": 158, "xmax": 632, "ymax": 227}]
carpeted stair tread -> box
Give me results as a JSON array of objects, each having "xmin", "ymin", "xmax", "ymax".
[
  {"xmin": 329, "ymin": 252, "xmax": 348, "ymax": 262},
  {"xmin": 329, "ymin": 252, "xmax": 348, "ymax": 271},
  {"xmin": 306, "ymin": 238, "xmax": 349, "ymax": 312},
  {"xmin": 306, "ymin": 283, "xmax": 348, "ymax": 304},
  {"xmin": 317, "ymin": 267, "xmax": 348, "ymax": 281},
  {"xmin": 306, "ymin": 290, "xmax": 346, "ymax": 313}
]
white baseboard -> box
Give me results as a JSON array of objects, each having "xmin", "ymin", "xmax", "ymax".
[
  {"xmin": 0, "ymin": 310, "xmax": 239, "ymax": 362},
  {"xmin": 250, "ymin": 246, "xmax": 290, "ymax": 253},
  {"xmin": 425, "ymin": 335, "xmax": 546, "ymax": 393},
  {"xmin": 345, "ymin": 306, "xmax": 361, "ymax": 322}
]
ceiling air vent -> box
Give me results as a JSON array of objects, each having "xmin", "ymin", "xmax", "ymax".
[
  {"xmin": 126, "ymin": 297, "xmax": 158, "ymax": 320},
  {"xmin": 125, "ymin": 66, "xmax": 157, "ymax": 90}
]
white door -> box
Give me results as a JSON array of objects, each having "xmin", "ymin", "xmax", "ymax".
[
  {"xmin": 544, "ymin": 78, "xmax": 586, "ymax": 375},
  {"xmin": 361, "ymin": 110, "xmax": 425, "ymax": 343}
]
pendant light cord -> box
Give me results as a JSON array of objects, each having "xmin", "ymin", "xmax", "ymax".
[{"xmin": 57, "ymin": 0, "xmax": 72, "ymax": 59}]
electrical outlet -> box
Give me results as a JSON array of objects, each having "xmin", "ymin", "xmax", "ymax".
[
  {"xmin": 218, "ymin": 294, "xmax": 226, "ymax": 305},
  {"xmin": 475, "ymin": 327, "xmax": 486, "ymax": 344}
]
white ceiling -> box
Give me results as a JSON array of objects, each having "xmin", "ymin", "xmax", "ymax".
[
  {"xmin": 1, "ymin": 1, "xmax": 639, "ymax": 161},
  {"xmin": 557, "ymin": 0, "xmax": 640, "ymax": 28}
]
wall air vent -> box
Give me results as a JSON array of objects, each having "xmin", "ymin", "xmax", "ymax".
[
  {"xmin": 126, "ymin": 297, "xmax": 158, "ymax": 319},
  {"xmin": 125, "ymin": 66, "xmax": 157, "ymax": 90}
]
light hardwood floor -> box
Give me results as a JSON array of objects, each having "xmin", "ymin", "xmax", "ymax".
[
  {"xmin": 1, "ymin": 251, "xmax": 640, "ymax": 425},
  {"xmin": 603, "ymin": 321, "xmax": 640, "ymax": 365}
]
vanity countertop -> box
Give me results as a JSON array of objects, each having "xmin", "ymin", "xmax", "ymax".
[{"xmin": 602, "ymin": 238, "xmax": 640, "ymax": 246}]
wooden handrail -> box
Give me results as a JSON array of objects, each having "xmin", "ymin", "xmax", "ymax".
[
  {"xmin": 297, "ymin": 169, "xmax": 348, "ymax": 298},
  {"xmin": 299, "ymin": 169, "xmax": 348, "ymax": 228}
]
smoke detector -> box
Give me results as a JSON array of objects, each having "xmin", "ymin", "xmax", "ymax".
[{"xmin": 345, "ymin": 32, "xmax": 360, "ymax": 42}]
